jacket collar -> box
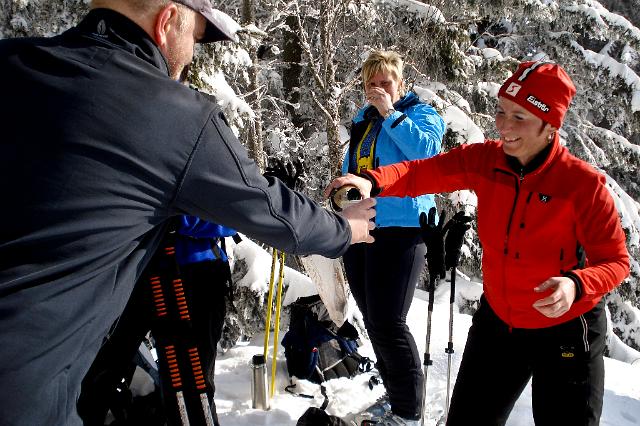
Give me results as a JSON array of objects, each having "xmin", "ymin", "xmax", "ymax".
[
  {"xmin": 496, "ymin": 132, "xmax": 561, "ymax": 178},
  {"xmin": 76, "ymin": 9, "xmax": 170, "ymax": 76}
]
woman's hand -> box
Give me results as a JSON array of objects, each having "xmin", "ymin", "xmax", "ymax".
[
  {"xmin": 366, "ymin": 86, "xmax": 394, "ymax": 117},
  {"xmin": 324, "ymin": 173, "xmax": 373, "ymax": 200},
  {"xmin": 532, "ymin": 277, "xmax": 577, "ymax": 318}
]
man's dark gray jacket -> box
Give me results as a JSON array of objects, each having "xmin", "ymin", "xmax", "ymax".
[{"xmin": 0, "ymin": 9, "xmax": 350, "ymax": 425}]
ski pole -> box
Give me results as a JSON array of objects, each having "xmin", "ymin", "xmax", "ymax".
[
  {"xmin": 420, "ymin": 271, "xmax": 437, "ymax": 426},
  {"xmin": 270, "ymin": 251, "xmax": 286, "ymax": 398},
  {"xmin": 441, "ymin": 211, "xmax": 471, "ymax": 424},
  {"xmin": 263, "ymin": 249, "xmax": 279, "ymax": 359},
  {"xmin": 444, "ymin": 268, "xmax": 456, "ymax": 421},
  {"xmin": 418, "ymin": 207, "xmax": 447, "ymax": 426}
]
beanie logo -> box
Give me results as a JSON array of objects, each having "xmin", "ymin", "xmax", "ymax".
[
  {"xmin": 526, "ymin": 95, "xmax": 550, "ymax": 113},
  {"xmin": 505, "ymin": 82, "xmax": 521, "ymax": 97}
]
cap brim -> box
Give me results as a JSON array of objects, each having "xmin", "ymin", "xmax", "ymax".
[
  {"xmin": 173, "ymin": 0, "xmax": 240, "ymax": 43},
  {"xmin": 199, "ymin": 9, "xmax": 241, "ymax": 43},
  {"xmin": 202, "ymin": 24, "xmax": 233, "ymax": 42}
]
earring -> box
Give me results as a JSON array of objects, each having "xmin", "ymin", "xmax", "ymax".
[{"xmin": 548, "ymin": 132, "xmax": 555, "ymax": 142}]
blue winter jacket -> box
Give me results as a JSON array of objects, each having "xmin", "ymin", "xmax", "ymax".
[
  {"xmin": 175, "ymin": 216, "xmax": 237, "ymax": 264},
  {"xmin": 343, "ymin": 91, "xmax": 445, "ymax": 227}
]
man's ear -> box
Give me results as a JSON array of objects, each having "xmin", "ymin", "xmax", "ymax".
[{"xmin": 153, "ymin": 3, "xmax": 180, "ymax": 49}]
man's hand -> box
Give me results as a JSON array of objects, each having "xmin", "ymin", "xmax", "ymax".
[
  {"xmin": 325, "ymin": 173, "xmax": 373, "ymax": 200},
  {"xmin": 340, "ymin": 197, "xmax": 376, "ymax": 244},
  {"xmin": 532, "ymin": 277, "xmax": 577, "ymax": 318}
]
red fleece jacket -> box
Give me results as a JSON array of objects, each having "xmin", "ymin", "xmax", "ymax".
[{"xmin": 365, "ymin": 136, "xmax": 630, "ymax": 329}]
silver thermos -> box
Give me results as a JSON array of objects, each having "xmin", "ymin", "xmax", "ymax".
[{"xmin": 251, "ymin": 354, "xmax": 270, "ymax": 410}]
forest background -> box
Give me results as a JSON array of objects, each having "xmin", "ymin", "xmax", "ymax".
[{"xmin": 2, "ymin": 0, "xmax": 639, "ymax": 360}]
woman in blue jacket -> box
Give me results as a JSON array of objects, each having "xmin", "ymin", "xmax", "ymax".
[{"xmin": 343, "ymin": 50, "xmax": 445, "ymax": 425}]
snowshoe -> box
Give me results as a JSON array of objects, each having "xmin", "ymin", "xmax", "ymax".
[
  {"xmin": 348, "ymin": 394, "xmax": 391, "ymax": 425},
  {"xmin": 369, "ymin": 411, "xmax": 420, "ymax": 425}
]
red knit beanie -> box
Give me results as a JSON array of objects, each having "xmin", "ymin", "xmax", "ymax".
[{"xmin": 497, "ymin": 61, "xmax": 576, "ymax": 129}]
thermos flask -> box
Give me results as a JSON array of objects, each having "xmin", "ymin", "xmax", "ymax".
[
  {"xmin": 251, "ymin": 354, "xmax": 269, "ymax": 410},
  {"xmin": 330, "ymin": 184, "xmax": 363, "ymax": 212}
]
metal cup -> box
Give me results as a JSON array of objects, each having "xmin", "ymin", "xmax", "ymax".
[{"xmin": 330, "ymin": 185, "xmax": 363, "ymax": 212}]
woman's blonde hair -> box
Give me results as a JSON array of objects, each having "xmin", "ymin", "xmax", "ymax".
[{"xmin": 361, "ymin": 50, "xmax": 406, "ymax": 96}]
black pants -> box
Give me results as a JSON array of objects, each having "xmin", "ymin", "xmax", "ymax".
[
  {"xmin": 78, "ymin": 260, "xmax": 229, "ymax": 426},
  {"xmin": 343, "ymin": 227, "xmax": 426, "ymax": 420},
  {"xmin": 447, "ymin": 296, "xmax": 606, "ymax": 426}
]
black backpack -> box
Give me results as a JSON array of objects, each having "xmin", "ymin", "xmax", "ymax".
[
  {"xmin": 296, "ymin": 407, "xmax": 349, "ymax": 426},
  {"xmin": 282, "ymin": 295, "xmax": 371, "ymax": 385}
]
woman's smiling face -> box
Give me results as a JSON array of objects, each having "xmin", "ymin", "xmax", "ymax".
[{"xmin": 495, "ymin": 97, "xmax": 557, "ymax": 166}]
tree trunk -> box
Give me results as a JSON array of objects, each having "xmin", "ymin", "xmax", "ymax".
[
  {"xmin": 282, "ymin": 15, "xmax": 303, "ymax": 129},
  {"xmin": 320, "ymin": 0, "xmax": 342, "ymax": 179},
  {"xmin": 242, "ymin": 0, "xmax": 265, "ymax": 171}
]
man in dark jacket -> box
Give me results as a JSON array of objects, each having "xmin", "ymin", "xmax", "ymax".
[{"xmin": 0, "ymin": 1, "xmax": 376, "ymax": 425}]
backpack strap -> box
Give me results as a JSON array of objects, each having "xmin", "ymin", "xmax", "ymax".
[
  {"xmin": 147, "ymin": 219, "xmax": 216, "ymax": 426},
  {"xmin": 319, "ymin": 385, "xmax": 329, "ymax": 411},
  {"xmin": 285, "ymin": 380, "xmax": 329, "ymax": 410},
  {"xmin": 219, "ymin": 237, "xmax": 235, "ymax": 303}
]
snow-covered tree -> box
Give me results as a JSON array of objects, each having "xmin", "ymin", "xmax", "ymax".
[{"xmin": 2, "ymin": 0, "xmax": 638, "ymax": 359}]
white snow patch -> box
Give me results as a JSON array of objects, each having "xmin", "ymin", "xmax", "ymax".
[
  {"xmin": 477, "ymin": 81, "xmax": 502, "ymax": 98},
  {"xmin": 607, "ymin": 307, "xmax": 640, "ymax": 365},
  {"xmin": 480, "ymin": 48, "xmax": 504, "ymax": 61},
  {"xmin": 198, "ymin": 69, "xmax": 255, "ymax": 129},
  {"xmin": 448, "ymin": 190, "xmax": 478, "ymax": 211},
  {"xmin": 230, "ymin": 237, "xmax": 316, "ymax": 303},
  {"xmin": 444, "ymin": 105, "xmax": 485, "ymax": 144},
  {"xmin": 376, "ymin": 0, "xmax": 445, "ymax": 23},
  {"xmin": 212, "ymin": 272, "xmax": 640, "ymax": 425}
]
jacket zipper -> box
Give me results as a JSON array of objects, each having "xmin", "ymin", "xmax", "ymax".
[
  {"xmin": 503, "ymin": 168, "xmax": 524, "ymax": 255},
  {"xmin": 496, "ymin": 167, "xmax": 523, "ymax": 327}
]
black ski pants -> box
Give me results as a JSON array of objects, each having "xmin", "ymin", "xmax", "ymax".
[
  {"xmin": 78, "ymin": 259, "xmax": 229, "ymax": 426},
  {"xmin": 343, "ymin": 227, "xmax": 426, "ymax": 420},
  {"xmin": 447, "ymin": 296, "xmax": 606, "ymax": 426}
]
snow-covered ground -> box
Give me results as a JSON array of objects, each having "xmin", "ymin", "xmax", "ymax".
[{"xmin": 212, "ymin": 273, "xmax": 640, "ymax": 425}]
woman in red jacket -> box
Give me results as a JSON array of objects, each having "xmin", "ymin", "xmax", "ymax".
[{"xmin": 326, "ymin": 61, "xmax": 630, "ymax": 425}]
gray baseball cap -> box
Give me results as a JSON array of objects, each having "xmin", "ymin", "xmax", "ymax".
[{"xmin": 173, "ymin": 0, "xmax": 240, "ymax": 43}]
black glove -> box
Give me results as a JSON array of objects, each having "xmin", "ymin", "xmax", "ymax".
[
  {"xmin": 264, "ymin": 158, "xmax": 304, "ymax": 191},
  {"xmin": 419, "ymin": 207, "xmax": 447, "ymax": 282},
  {"xmin": 444, "ymin": 211, "xmax": 472, "ymax": 269}
]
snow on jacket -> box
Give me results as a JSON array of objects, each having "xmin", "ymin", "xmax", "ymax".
[
  {"xmin": 343, "ymin": 91, "xmax": 445, "ymax": 227},
  {"xmin": 364, "ymin": 135, "xmax": 630, "ymax": 329},
  {"xmin": 0, "ymin": 9, "xmax": 350, "ymax": 426}
]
